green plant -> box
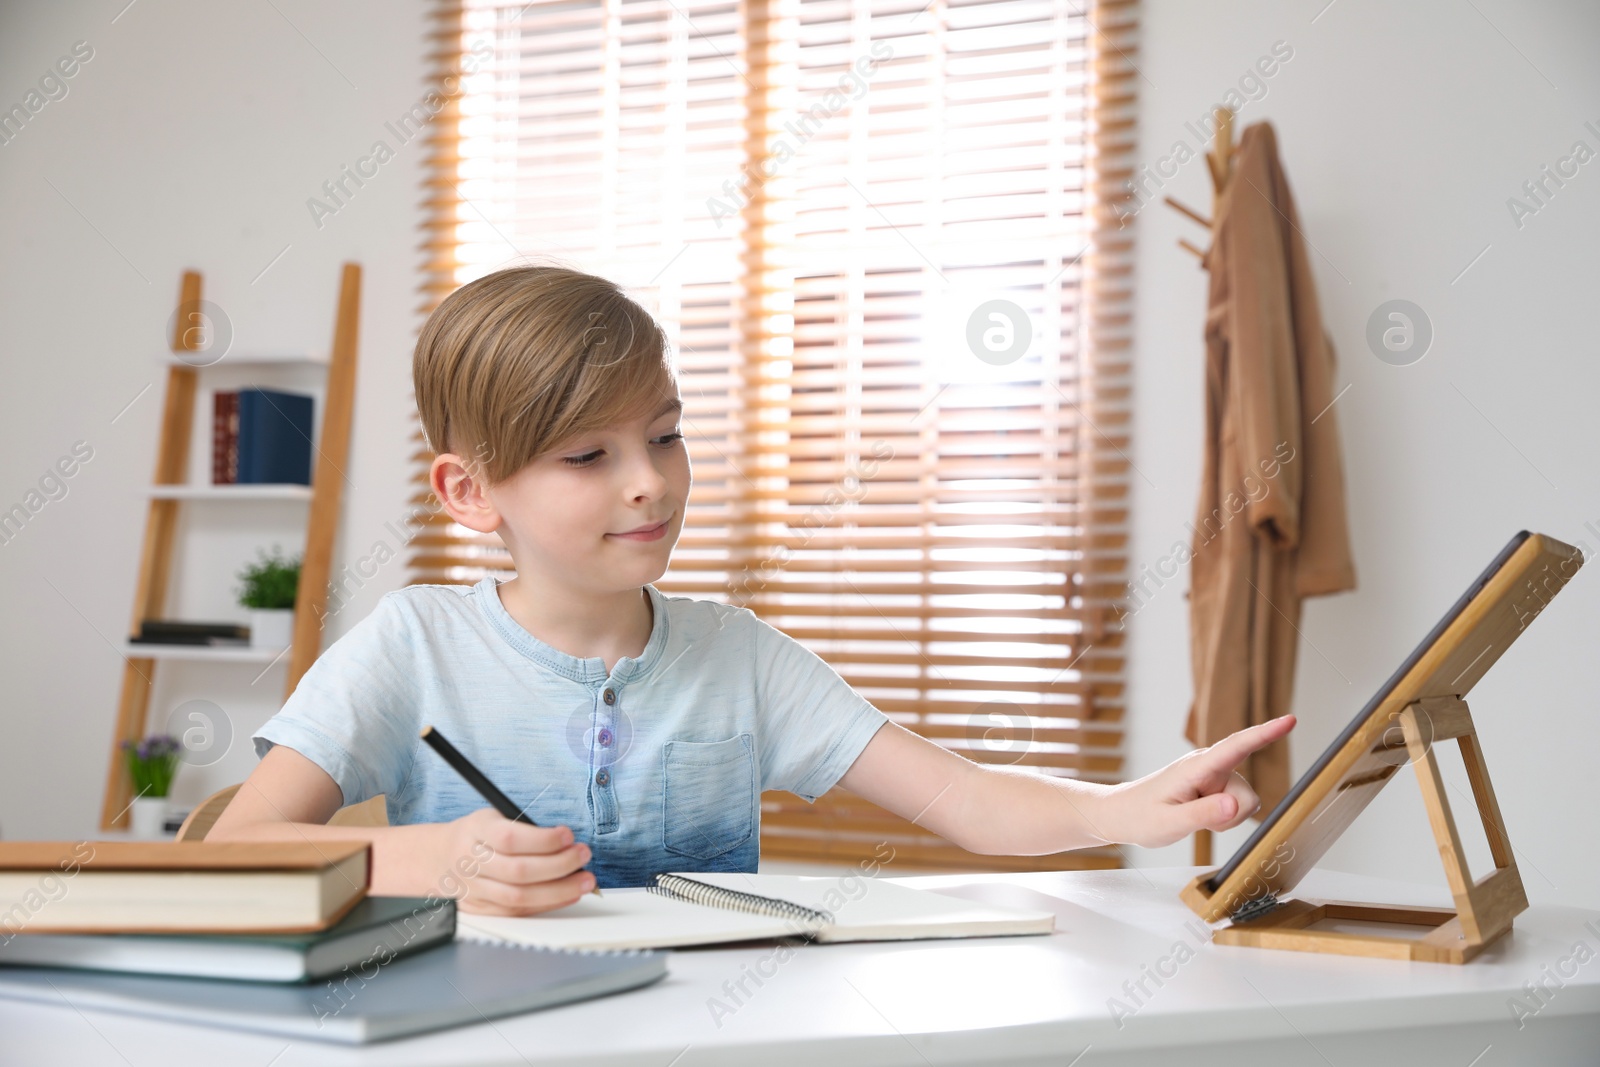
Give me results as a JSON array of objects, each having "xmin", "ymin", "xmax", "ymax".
[
  {"xmin": 122, "ymin": 735, "xmax": 181, "ymax": 798},
  {"xmin": 236, "ymin": 546, "xmax": 302, "ymax": 609}
]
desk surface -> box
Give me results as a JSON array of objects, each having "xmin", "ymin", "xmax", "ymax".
[{"xmin": 3, "ymin": 867, "xmax": 1598, "ymax": 1067}]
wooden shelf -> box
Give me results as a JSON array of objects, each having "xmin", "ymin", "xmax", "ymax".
[
  {"xmin": 120, "ymin": 642, "xmax": 290, "ymax": 664},
  {"xmin": 147, "ymin": 484, "xmax": 312, "ymax": 501},
  {"xmin": 163, "ymin": 351, "xmax": 328, "ymax": 368},
  {"xmin": 103, "ymin": 264, "xmax": 362, "ymax": 831}
]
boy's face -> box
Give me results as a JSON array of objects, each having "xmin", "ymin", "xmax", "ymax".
[{"xmin": 481, "ymin": 395, "xmax": 691, "ymax": 595}]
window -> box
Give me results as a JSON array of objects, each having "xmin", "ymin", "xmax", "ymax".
[{"xmin": 416, "ymin": 0, "xmax": 1136, "ymax": 871}]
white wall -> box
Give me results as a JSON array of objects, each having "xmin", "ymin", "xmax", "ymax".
[
  {"xmin": 0, "ymin": 1, "xmax": 428, "ymax": 838},
  {"xmin": 1124, "ymin": 0, "xmax": 1600, "ymax": 907}
]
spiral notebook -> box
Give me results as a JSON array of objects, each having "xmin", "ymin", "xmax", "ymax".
[{"xmin": 455, "ymin": 872, "xmax": 1056, "ymax": 951}]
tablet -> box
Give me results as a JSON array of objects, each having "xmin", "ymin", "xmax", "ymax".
[{"xmin": 1190, "ymin": 530, "xmax": 1583, "ymax": 921}]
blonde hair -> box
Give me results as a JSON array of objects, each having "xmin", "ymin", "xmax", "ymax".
[{"xmin": 413, "ymin": 265, "xmax": 675, "ymax": 484}]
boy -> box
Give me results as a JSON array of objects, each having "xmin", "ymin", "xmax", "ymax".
[{"xmin": 211, "ymin": 266, "xmax": 1291, "ymax": 914}]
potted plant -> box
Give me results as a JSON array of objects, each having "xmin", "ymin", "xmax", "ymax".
[
  {"xmin": 122, "ymin": 734, "xmax": 181, "ymax": 838},
  {"xmin": 237, "ymin": 546, "xmax": 301, "ymax": 649}
]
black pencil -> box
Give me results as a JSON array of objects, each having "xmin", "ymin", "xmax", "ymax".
[{"xmin": 419, "ymin": 725, "xmax": 602, "ymax": 896}]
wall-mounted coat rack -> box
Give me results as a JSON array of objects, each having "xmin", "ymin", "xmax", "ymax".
[{"xmin": 1165, "ymin": 105, "xmax": 1236, "ymax": 270}]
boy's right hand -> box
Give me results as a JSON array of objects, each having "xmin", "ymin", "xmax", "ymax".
[{"xmin": 432, "ymin": 808, "xmax": 596, "ymax": 915}]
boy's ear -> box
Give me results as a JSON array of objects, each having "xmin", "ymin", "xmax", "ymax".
[{"xmin": 430, "ymin": 453, "xmax": 502, "ymax": 534}]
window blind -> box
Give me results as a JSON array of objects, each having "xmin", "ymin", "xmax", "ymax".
[{"xmin": 417, "ymin": 0, "xmax": 1137, "ymax": 871}]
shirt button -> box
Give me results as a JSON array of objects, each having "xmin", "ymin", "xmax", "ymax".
[
  {"xmin": 602, "ymin": 689, "xmax": 616, "ymax": 706},
  {"xmin": 597, "ymin": 728, "xmax": 613, "ymax": 747},
  {"xmin": 595, "ymin": 768, "xmax": 611, "ymax": 787}
]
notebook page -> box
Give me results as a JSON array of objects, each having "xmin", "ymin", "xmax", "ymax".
[
  {"xmin": 674, "ymin": 873, "xmax": 1057, "ymax": 942},
  {"xmin": 453, "ymin": 888, "xmax": 796, "ymax": 951}
]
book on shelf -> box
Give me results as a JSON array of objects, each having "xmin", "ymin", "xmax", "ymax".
[
  {"xmin": 0, "ymin": 841, "xmax": 368, "ymax": 935},
  {"xmin": 0, "ymin": 896, "xmax": 454, "ymax": 983},
  {"xmin": 212, "ymin": 388, "xmax": 314, "ymax": 487},
  {"xmin": 237, "ymin": 388, "xmax": 314, "ymax": 485},
  {"xmin": 131, "ymin": 619, "xmax": 251, "ymax": 646},
  {"xmin": 211, "ymin": 390, "xmax": 238, "ymax": 484},
  {"xmin": 138, "ymin": 620, "xmax": 249, "ymax": 638}
]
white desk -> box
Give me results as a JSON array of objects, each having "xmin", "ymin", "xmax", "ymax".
[{"xmin": 3, "ymin": 867, "xmax": 1597, "ymax": 1066}]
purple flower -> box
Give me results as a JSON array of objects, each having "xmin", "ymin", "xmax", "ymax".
[
  {"xmin": 127, "ymin": 734, "xmax": 180, "ymax": 765},
  {"xmin": 124, "ymin": 733, "xmax": 182, "ymax": 799}
]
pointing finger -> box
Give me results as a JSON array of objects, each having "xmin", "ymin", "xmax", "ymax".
[{"xmin": 1193, "ymin": 715, "xmax": 1294, "ymax": 782}]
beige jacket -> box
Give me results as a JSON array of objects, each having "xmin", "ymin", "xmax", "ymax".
[{"xmin": 1185, "ymin": 121, "xmax": 1357, "ymax": 813}]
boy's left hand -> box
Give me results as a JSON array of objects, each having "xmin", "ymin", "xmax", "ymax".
[{"xmin": 1098, "ymin": 716, "xmax": 1296, "ymax": 849}]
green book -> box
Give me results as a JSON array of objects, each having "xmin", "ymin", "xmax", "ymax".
[{"xmin": 0, "ymin": 896, "xmax": 453, "ymax": 983}]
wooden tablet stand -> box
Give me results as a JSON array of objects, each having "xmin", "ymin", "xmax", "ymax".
[
  {"xmin": 1181, "ymin": 695, "xmax": 1523, "ymax": 964},
  {"xmin": 1181, "ymin": 532, "xmax": 1580, "ymax": 964}
]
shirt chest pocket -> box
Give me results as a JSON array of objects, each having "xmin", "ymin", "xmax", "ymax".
[{"xmin": 661, "ymin": 734, "xmax": 757, "ymax": 861}]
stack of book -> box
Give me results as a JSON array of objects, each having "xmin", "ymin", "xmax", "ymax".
[
  {"xmin": 0, "ymin": 840, "xmax": 664, "ymax": 1043},
  {"xmin": 212, "ymin": 387, "xmax": 315, "ymax": 486},
  {"xmin": 128, "ymin": 619, "xmax": 251, "ymax": 647}
]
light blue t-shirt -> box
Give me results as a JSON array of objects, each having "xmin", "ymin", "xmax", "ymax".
[{"xmin": 252, "ymin": 578, "xmax": 888, "ymax": 888}]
